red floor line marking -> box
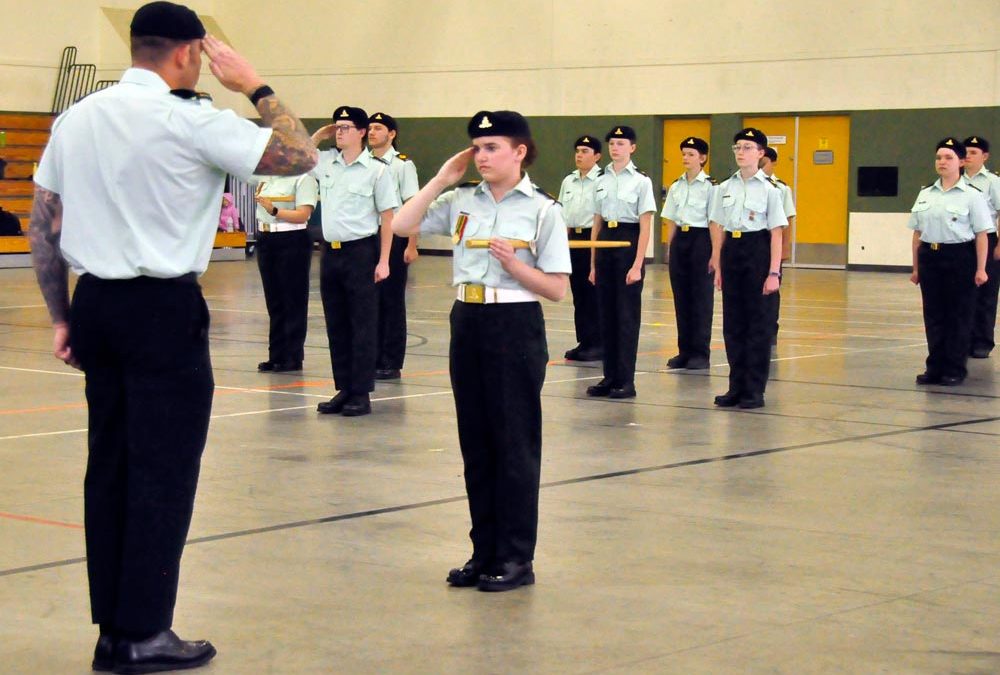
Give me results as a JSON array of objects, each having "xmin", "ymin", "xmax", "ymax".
[
  {"xmin": 0, "ymin": 403, "xmax": 87, "ymax": 416},
  {"xmin": 0, "ymin": 511, "xmax": 83, "ymax": 530}
]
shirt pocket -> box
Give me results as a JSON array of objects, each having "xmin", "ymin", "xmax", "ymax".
[
  {"xmin": 496, "ymin": 211, "xmax": 537, "ymax": 244},
  {"xmin": 944, "ymin": 203, "xmax": 970, "ymax": 226},
  {"xmin": 744, "ymin": 196, "xmax": 767, "ymax": 215}
]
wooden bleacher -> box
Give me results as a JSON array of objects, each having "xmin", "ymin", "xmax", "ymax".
[{"xmin": 0, "ymin": 111, "xmax": 247, "ymax": 258}]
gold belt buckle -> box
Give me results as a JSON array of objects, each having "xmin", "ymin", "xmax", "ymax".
[
  {"xmin": 930, "ymin": 243, "xmax": 940, "ymax": 250},
  {"xmin": 681, "ymin": 225, "xmax": 690, "ymax": 232},
  {"xmin": 575, "ymin": 227, "xmax": 583, "ymax": 234},
  {"xmin": 463, "ymin": 284, "xmax": 485, "ymax": 304},
  {"xmin": 259, "ymin": 223, "xmax": 270, "ymax": 233},
  {"xmin": 330, "ymin": 241, "xmax": 342, "ymax": 250},
  {"xmin": 731, "ymin": 230, "xmax": 742, "ymax": 239},
  {"xmin": 608, "ymin": 220, "xmax": 618, "ymax": 229}
]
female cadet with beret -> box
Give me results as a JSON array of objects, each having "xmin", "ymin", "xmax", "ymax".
[
  {"xmin": 393, "ymin": 110, "xmax": 571, "ymax": 592},
  {"xmin": 909, "ymin": 137, "xmax": 993, "ymax": 386}
]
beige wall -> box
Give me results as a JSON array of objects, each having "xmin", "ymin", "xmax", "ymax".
[{"xmin": 1, "ymin": 0, "xmax": 997, "ymax": 115}]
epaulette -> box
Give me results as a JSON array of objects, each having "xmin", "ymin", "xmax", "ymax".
[
  {"xmin": 672, "ymin": 175, "xmax": 683, "ymax": 184},
  {"xmin": 597, "ymin": 167, "xmax": 605, "ymax": 176},
  {"xmin": 774, "ymin": 177, "xmax": 787, "ymax": 187},
  {"xmin": 766, "ymin": 176, "xmax": 780, "ymax": 188},
  {"xmin": 635, "ymin": 167, "xmax": 648, "ymax": 177},
  {"xmin": 967, "ymin": 182, "xmax": 982, "ymax": 192},
  {"xmin": 458, "ymin": 180, "xmax": 482, "ymax": 188},
  {"xmin": 373, "ymin": 155, "xmax": 389, "ymax": 165},
  {"xmin": 533, "ymin": 185, "xmax": 559, "ymax": 202},
  {"xmin": 170, "ymin": 89, "xmax": 213, "ymax": 102},
  {"xmin": 398, "ymin": 153, "xmax": 410, "ymax": 161},
  {"xmin": 706, "ymin": 175, "xmax": 719, "ymax": 186}
]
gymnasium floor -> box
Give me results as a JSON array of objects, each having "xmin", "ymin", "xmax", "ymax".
[{"xmin": 1, "ymin": 256, "xmax": 999, "ymax": 674}]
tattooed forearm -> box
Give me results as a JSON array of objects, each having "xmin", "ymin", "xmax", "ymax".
[
  {"xmin": 28, "ymin": 186, "xmax": 70, "ymax": 325},
  {"xmin": 254, "ymin": 96, "xmax": 318, "ymax": 176}
]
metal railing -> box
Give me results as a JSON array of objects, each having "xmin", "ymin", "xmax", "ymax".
[{"xmin": 51, "ymin": 47, "xmax": 117, "ymax": 114}]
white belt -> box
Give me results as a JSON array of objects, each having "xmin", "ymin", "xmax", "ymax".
[
  {"xmin": 457, "ymin": 284, "xmax": 538, "ymax": 304},
  {"xmin": 259, "ymin": 222, "xmax": 306, "ymax": 233}
]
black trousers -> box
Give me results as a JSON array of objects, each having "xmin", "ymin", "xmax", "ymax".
[
  {"xmin": 721, "ymin": 231, "xmax": 773, "ymax": 397},
  {"xmin": 449, "ymin": 301, "xmax": 547, "ymax": 565},
  {"xmin": 919, "ymin": 241, "xmax": 977, "ymax": 378},
  {"xmin": 596, "ymin": 223, "xmax": 643, "ymax": 387},
  {"xmin": 668, "ymin": 227, "xmax": 714, "ymax": 361},
  {"xmin": 257, "ymin": 229, "xmax": 312, "ymax": 364},
  {"xmin": 320, "ymin": 236, "xmax": 378, "ymax": 394},
  {"xmin": 70, "ymin": 274, "xmax": 213, "ymax": 635},
  {"xmin": 567, "ymin": 227, "xmax": 602, "ymax": 350},
  {"xmin": 376, "ymin": 234, "xmax": 410, "ymax": 370},
  {"xmin": 971, "ymin": 232, "xmax": 1000, "ymax": 354}
]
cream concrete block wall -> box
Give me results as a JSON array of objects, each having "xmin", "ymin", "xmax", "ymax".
[{"xmin": 848, "ymin": 213, "xmax": 913, "ymax": 267}]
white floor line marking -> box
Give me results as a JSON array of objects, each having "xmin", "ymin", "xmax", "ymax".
[
  {"xmin": 215, "ymin": 385, "xmax": 330, "ymax": 399},
  {"xmin": 0, "ymin": 365, "xmax": 84, "ymax": 378},
  {"xmin": 0, "ymin": 305, "xmax": 47, "ymax": 311}
]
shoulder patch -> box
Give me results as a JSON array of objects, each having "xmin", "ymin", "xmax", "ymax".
[{"xmin": 458, "ymin": 180, "xmax": 482, "ymax": 188}]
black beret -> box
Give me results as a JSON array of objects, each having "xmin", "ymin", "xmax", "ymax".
[
  {"xmin": 763, "ymin": 147, "xmax": 778, "ymax": 162},
  {"xmin": 936, "ymin": 137, "xmax": 966, "ymax": 159},
  {"xmin": 369, "ymin": 112, "xmax": 397, "ymax": 132},
  {"xmin": 733, "ymin": 128, "xmax": 768, "ymax": 147},
  {"xmin": 963, "ymin": 136, "xmax": 990, "ymax": 153},
  {"xmin": 574, "ymin": 135, "xmax": 601, "ymax": 153},
  {"xmin": 680, "ymin": 136, "xmax": 709, "ymax": 155},
  {"xmin": 130, "ymin": 1, "xmax": 205, "ymax": 40},
  {"xmin": 467, "ymin": 110, "xmax": 531, "ymax": 139},
  {"xmin": 605, "ymin": 125, "xmax": 636, "ymax": 142},
  {"xmin": 332, "ymin": 106, "xmax": 369, "ymax": 128}
]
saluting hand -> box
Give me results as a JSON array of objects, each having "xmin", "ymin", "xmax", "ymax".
[
  {"xmin": 312, "ymin": 125, "xmax": 337, "ymax": 144},
  {"xmin": 202, "ymin": 35, "xmax": 264, "ymax": 95},
  {"xmin": 434, "ymin": 148, "xmax": 475, "ymax": 187}
]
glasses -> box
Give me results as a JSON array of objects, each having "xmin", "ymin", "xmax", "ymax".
[
  {"xmin": 334, "ymin": 124, "xmax": 357, "ymax": 132},
  {"xmin": 732, "ymin": 144, "xmax": 759, "ymax": 153}
]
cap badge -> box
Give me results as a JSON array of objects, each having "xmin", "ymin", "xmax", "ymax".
[
  {"xmin": 614, "ymin": 127, "xmax": 623, "ymax": 135},
  {"xmin": 375, "ymin": 113, "xmax": 382, "ymax": 120},
  {"xmin": 686, "ymin": 138, "xmax": 694, "ymax": 144},
  {"xmin": 478, "ymin": 115, "xmax": 493, "ymax": 129},
  {"xmin": 946, "ymin": 139, "xmax": 954, "ymax": 145},
  {"xmin": 583, "ymin": 137, "xmax": 589, "ymax": 143},
  {"xmin": 340, "ymin": 110, "xmax": 349, "ymax": 118},
  {"xmin": 972, "ymin": 137, "xmax": 979, "ymax": 143},
  {"xmin": 745, "ymin": 131, "xmax": 754, "ymax": 137}
]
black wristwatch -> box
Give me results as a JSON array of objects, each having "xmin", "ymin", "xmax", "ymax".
[
  {"xmin": 249, "ymin": 85, "xmax": 274, "ymax": 106},
  {"xmin": 768, "ymin": 271, "xmax": 781, "ymax": 279},
  {"xmin": 270, "ymin": 206, "xmax": 279, "ymax": 216}
]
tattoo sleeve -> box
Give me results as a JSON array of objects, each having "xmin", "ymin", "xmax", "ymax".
[
  {"xmin": 254, "ymin": 96, "xmax": 319, "ymax": 176},
  {"xmin": 28, "ymin": 186, "xmax": 70, "ymax": 324}
]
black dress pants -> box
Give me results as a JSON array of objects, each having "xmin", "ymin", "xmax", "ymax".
[
  {"xmin": 971, "ymin": 232, "xmax": 999, "ymax": 354},
  {"xmin": 567, "ymin": 227, "xmax": 602, "ymax": 351},
  {"xmin": 449, "ymin": 300, "xmax": 547, "ymax": 566},
  {"xmin": 668, "ymin": 227, "xmax": 714, "ymax": 361},
  {"xmin": 320, "ymin": 236, "xmax": 378, "ymax": 394},
  {"xmin": 70, "ymin": 274, "xmax": 214, "ymax": 635},
  {"xmin": 376, "ymin": 234, "xmax": 410, "ymax": 370},
  {"xmin": 919, "ymin": 241, "xmax": 977, "ymax": 378},
  {"xmin": 257, "ymin": 229, "xmax": 312, "ymax": 364},
  {"xmin": 721, "ymin": 231, "xmax": 773, "ymax": 397},
  {"xmin": 595, "ymin": 223, "xmax": 643, "ymax": 387}
]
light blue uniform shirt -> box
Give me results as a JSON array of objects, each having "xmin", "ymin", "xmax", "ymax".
[
  {"xmin": 558, "ymin": 165, "xmax": 602, "ymax": 229},
  {"xmin": 907, "ymin": 176, "xmax": 993, "ymax": 243},
  {"xmin": 710, "ymin": 170, "xmax": 788, "ymax": 232},
  {"xmin": 660, "ymin": 170, "xmax": 717, "ymax": 228},
  {"xmin": 963, "ymin": 168, "xmax": 1000, "ymax": 228},
  {"xmin": 34, "ymin": 68, "xmax": 272, "ymax": 278},
  {"xmin": 381, "ymin": 147, "xmax": 419, "ymax": 204},
  {"xmin": 252, "ymin": 174, "xmax": 318, "ymax": 227},
  {"xmin": 594, "ymin": 162, "xmax": 657, "ymax": 222},
  {"xmin": 771, "ymin": 173, "xmax": 797, "ymax": 218},
  {"xmin": 310, "ymin": 148, "xmax": 400, "ymax": 242},
  {"xmin": 420, "ymin": 174, "xmax": 572, "ymax": 288}
]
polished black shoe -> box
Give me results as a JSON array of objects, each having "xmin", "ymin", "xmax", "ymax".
[
  {"xmin": 112, "ymin": 630, "xmax": 216, "ymax": 674},
  {"xmin": 92, "ymin": 634, "xmax": 115, "ymax": 672},
  {"xmin": 257, "ymin": 360, "xmax": 275, "ymax": 372},
  {"xmin": 940, "ymin": 375, "xmax": 965, "ymax": 387},
  {"xmin": 915, "ymin": 372, "xmax": 942, "ymax": 385},
  {"xmin": 970, "ymin": 347, "xmax": 991, "ymax": 359},
  {"xmin": 446, "ymin": 559, "xmax": 484, "ymax": 587},
  {"xmin": 609, "ymin": 384, "xmax": 637, "ymax": 399},
  {"xmin": 270, "ymin": 361, "xmax": 302, "ymax": 373},
  {"xmin": 586, "ymin": 379, "xmax": 613, "ymax": 397},
  {"xmin": 685, "ymin": 357, "xmax": 710, "ymax": 370},
  {"xmin": 575, "ymin": 347, "xmax": 603, "ymax": 362},
  {"xmin": 564, "ymin": 346, "xmax": 583, "ymax": 360},
  {"xmin": 714, "ymin": 391, "xmax": 741, "ymax": 407},
  {"xmin": 739, "ymin": 394, "xmax": 765, "ymax": 409},
  {"xmin": 341, "ymin": 393, "xmax": 372, "ymax": 417},
  {"xmin": 317, "ymin": 391, "xmax": 350, "ymax": 414},
  {"xmin": 375, "ymin": 368, "xmax": 401, "ymax": 380},
  {"xmin": 478, "ymin": 561, "xmax": 535, "ymax": 592},
  {"xmin": 666, "ymin": 354, "xmax": 687, "ymax": 369}
]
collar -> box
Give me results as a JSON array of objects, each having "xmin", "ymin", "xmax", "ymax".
[
  {"xmin": 964, "ymin": 167, "xmax": 994, "ymax": 180},
  {"xmin": 334, "ymin": 147, "xmax": 374, "ymax": 167},
  {"xmin": 573, "ymin": 165, "xmax": 601, "ymax": 181},
  {"xmin": 932, "ymin": 176, "xmax": 974, "ymax": 192},
  {"xmin": 682, "ymin": 170, "xmax": 709, "ymax": 184},
  {"xmin": 120, "ymin": 67, "xmax": 171, "ymax": 93},
  {"xmin": 607, "ymin": 161, "xmax": 636, "ymax": 176},
  {"xmin": 373, "ymin": 146, "xmax": 398, "ymax": 162},
  {"xmin": 475, "ymin": 173, "xmax": 535, "ymax": 199}
]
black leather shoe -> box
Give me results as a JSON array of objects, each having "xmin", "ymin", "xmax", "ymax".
[
  {"xmin": 112, "ymin": 630, "xmax": 216, "ymax": 674},
  {"xmin": 666, "ymin": 354, "xmax": 687, "ymax": 369},
  {"xmin": 609, "ymin": 384, "xmax": 636, "ymax": 399},
  {"xmin": 685, "ymin": 357, "xmax": 710, "ymax": 370},
  {"xmin": 564, "ymin": 346, "xmax": 583, "ymax": 360},
  {"xmin": 586, "ymin": 379, "xmax": 613, "ymax": 397},
  {"xmin": 375, "ymin": 368, "xmax": 401, "ymax": 380},
  {"xmin": 271, "ymin": 361, "xmax": 302, "ymax": 372},
  {"xmin": 940, "ymin": 375, "xmax": 965, "ymax": 386},
  {"xmin": 92, "ymin": 634, "xmax": 115, "ymax": 672},
  {"xmin": 714, "ymin": 391, "xmax": 741, "ymax": 407},
  {"xmin": 341, "ymin": 393, "xmax": 372, "ymax": 417},
  {"xmin": 970, "ymin": 347, "xmax": 991, "ymax": 359},
  {"xmin": 478, "ymin": 561, "xmax": 535, "ymax": 592},
  {"xmin": 915, "ymin": 372, "xmax": 942, "ymax": 385},
  {"xmin": 446, "ymin": 559, "xmax": 483, "ymax": 587},
  {"xmin": 317, "ymin": 391, "xmax": 349, "ymax": 414},
  {"xmin": 739, "ymin": 394, "xmax": 765, "ymax": 409},
  {"xmin": 257, "ymin": 360, "xmax": 275, "ymax": 372},
  {"xmin": 575, "ymin": 347, "xmax": 603, "ymax": 362}
]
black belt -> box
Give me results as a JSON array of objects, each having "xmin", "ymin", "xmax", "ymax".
[
  {"xmin": 81, "ymin": 272, "xmax": 197, "ymax": 285},
  {"xmin": 675, "ymin": 225, "xmax": 709, "ymax": 234},
  {"xmin": 324, "ymin": 234, "xmax": 377, "ymax": 251},
  {"xmin": 603, "ymin": 220, "xmax": 639, "ymax": 229},
  {"xmin": 921, "ymin": 241, "xmax": 974, "ymax": 251}
]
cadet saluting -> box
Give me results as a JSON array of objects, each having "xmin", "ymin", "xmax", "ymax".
[
  {"xmin": 909, "ymin": 137, "xmax": 992, "ymax": 386},
  {"xmin": 393, "ymin": 110, "xmax": 570, "ymax": 592}
]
